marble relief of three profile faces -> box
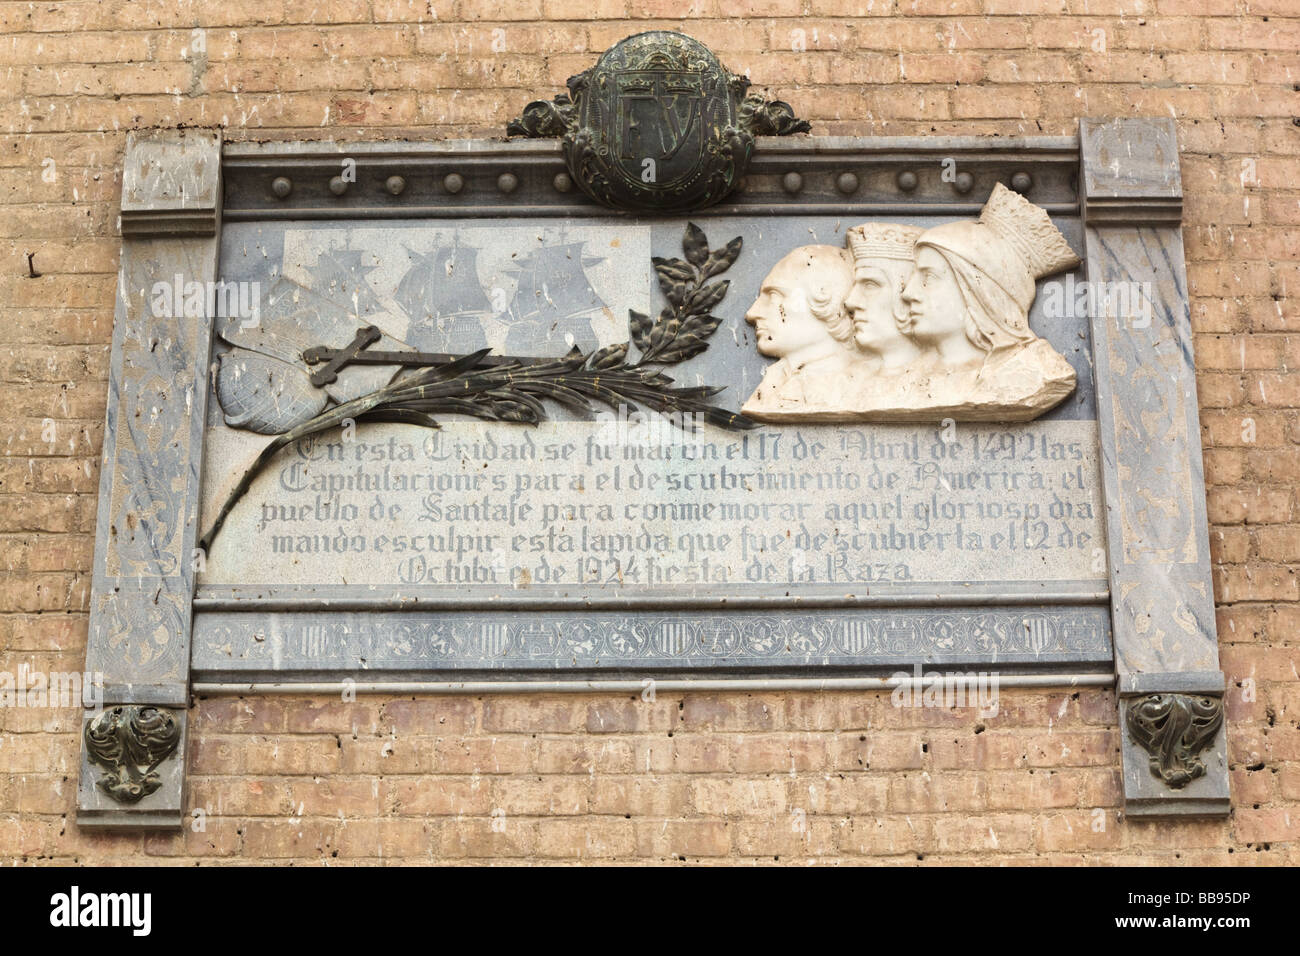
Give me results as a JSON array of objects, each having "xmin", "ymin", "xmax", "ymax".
[{"xmin": 742, "ymin": 183, "xmax": 1082, "ymax": 423}]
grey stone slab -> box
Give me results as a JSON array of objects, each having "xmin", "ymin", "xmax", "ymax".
[
  {"xmin": 1084, "ymin": 224, "xmax": 1217, "ymax": 678},
  {"xmin": 197, "ymin": 213, "xmax": 1105, "ymax": 623},
  {"xmin": 1119, "ymin": 671, "xmax": 1225, "ymax": 695},
  {"xmin": 194, "ymin": 581, "xmax": 1108, "ymax": 612},
  {"xmin": 1081, "ymin": 117, "xmax": 1227, "ymax": 816},
  {"xmin": 121, "ymin": 129, "xmax": 221, "ymax": 237},
  {"xmin": 87, "ymin": 235, "xmax": 220, "ymax": 696},
  {"xmin": 81, "ymin": 130, "xmax": 222, "ymax": 827},
  {"xmin": 197, "ymin": 420, "xmax": 1108, "ymax": 598},
  {"xmin": 1081, "ymin": 118, "xmax": 1181, "ymax": 225},
  {"xmin": 208, "ymin": 215, "xmax": 1098, "ymax": 422},
  {"xmin": 89, "ymin": 122, "xmax": 1226, "ymax": 827},
  {"xmin": 221, "ymin": 135, "xmax": 1079, "ymax": 220}
]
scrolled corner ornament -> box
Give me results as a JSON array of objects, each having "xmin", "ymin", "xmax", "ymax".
[
  {"xmin": 1126, "ymin": 693, "xmax": 1224, "ymax": 790},
  {"xmin": 83, "ymin": 706, "xmax": 181, "ymax": 804},
  {"xmin": 506, "ymin": 31, "xmax": 810, "ymax": 212},
  {"xmin": 506, "ymin": 92, "xmax": 576, "ymax": 139}
]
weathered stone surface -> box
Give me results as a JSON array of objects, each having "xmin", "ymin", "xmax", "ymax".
[
  {"xmin": 79, "ymin": 130, "xmax": 222, "ymax": 829},
  {"xmin": 1, "ymin": 0, "xmax": 1295, "ymax": 868},
  {"xmin": 191, "ymin": 605, "xmax": 1114, "ymax": 678},
  {"xmin": 1081, "ymin": 117, "xmax": 1228, "ymax": 818},
  {"xmin": 197, "ymin": 212, "xmax": 1102, "ymax": 618}
]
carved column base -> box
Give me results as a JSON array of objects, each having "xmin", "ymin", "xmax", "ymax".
[
  {"xmin": 1118, "ymin": 673, "xmax": 1229, "ymax": 818},
  {"xmin": 77, "ymin": 706, "xmax": 187, "ymax": 828}
]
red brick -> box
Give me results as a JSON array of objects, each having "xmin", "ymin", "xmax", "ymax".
[
  {"xmin": 1, "ymin": 2, "xmax": 1297, "ymax": 868},
  {"xmin": 634, "ymin": 820, "xmax": 730, "ymax": 858}
]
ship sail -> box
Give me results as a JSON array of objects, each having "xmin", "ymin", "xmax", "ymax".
[
  {"xmin": 304, "ymin": 248, "xmax": 386, "ymax": 321},
  {"xmin": 395, "ymin": 244, "xmax": 492, "ymax": 352},
  {"xmin": 502, "ymin": 243, "xmax": 606, "ymax": 353}
]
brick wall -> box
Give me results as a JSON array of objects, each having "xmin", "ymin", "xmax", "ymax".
[{"xmin": 2, "ymin": 1, "xmax": 1296, "ymax": 863}]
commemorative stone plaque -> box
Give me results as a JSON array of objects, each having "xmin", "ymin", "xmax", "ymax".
[{"xmin": 80, "ymin": 33, "xmax": 1228, "ymax": 826}]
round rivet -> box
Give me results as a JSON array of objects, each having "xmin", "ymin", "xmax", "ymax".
[
  {"xmin": 443, "ymin": 172, "xmax": 464, "ymax": 194},
  {"xmin": 553, "ymin": 172, "xmax": 572, "ymax": 193},
  {"xmin": 836, "ymin": 172, "xmax": 860, "ymax": 195},
  {"xmin": 782, "ymin": 171, "xmax": 803, "ymax": 195},
  {"xmin": 328, "ymin": 175, "xmax": 348, "ymax": 196},
  {"xmin": 896, "ymin": 170, "xmax": 918, "ymax": 192},
  {"xmin": 1011, "ymin": 171, "xmax": 1033, "ymax": 194},
  {"xmin": 497, "ymin": 172, "xmax": 519, "ymax": 194},
  {"xmin": 271, "ymin": 176, "xmax": 292, "ymax": 199},
  {"xmin": 953, "ymin": 170, "xmax": 975, "ymax": 194},
  {"xmin": 385, "ymin": 175, "xmax": 406, "ymax": 196}
]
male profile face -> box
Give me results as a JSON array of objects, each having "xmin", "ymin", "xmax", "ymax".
[
  {"xmin": 744, "ymin": 247, "xmax": 850, "ymax": 358},
  {"xmin": 844, "ymin": 258, "xmax": 913, "ymax": 355}
]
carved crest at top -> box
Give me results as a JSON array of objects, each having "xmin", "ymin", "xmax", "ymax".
[{"xmin": 507, "ymin": 31, "xmax": 809, "ymax": 213}]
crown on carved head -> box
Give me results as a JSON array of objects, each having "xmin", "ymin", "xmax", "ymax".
[
  {"xmin": 846, "ymin": 223, "xmax": 924, "ymax": 263},
  {"xmin": 979, "ymin": 182, "xmax": 1081, "ymax": 279}
]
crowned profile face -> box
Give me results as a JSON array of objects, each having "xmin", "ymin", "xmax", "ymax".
[
  {"xmin": 907, "ymin": 183, "xmax": 1082, "ymax": 357},
  {"xmin": 844, "ymin": 260, "xmax": 905, "ymax": 352},
  {"xmin": 844, "ymin": 224, "xmax": 923, "ymax": 366},
  {"xmin": 741, "ymin": 188, "xmax": 1082, "ymax": 424},
  {"xmin": 897, "ymin": 244, "xmax": 986, "ymax": 371}
]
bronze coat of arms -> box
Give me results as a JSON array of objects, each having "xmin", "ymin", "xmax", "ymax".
[{"xmin": 509, "ymin": 31, "xmax": 809, "ymax": 212}]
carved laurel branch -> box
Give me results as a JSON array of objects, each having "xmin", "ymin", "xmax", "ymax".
[
  {"xmin": 199, "ymin": 224, "xmax": 754, "ymax": 552},
  {"xmin": 84, "ymin": 706, "xmax": 181, "ymax": 804},
  {"xmin": 1126, "ymin": 693, "xmax": 1224, "ymax": 789},
  {"xmin": 628, "ymin": 222, "xmax": 742, "ymax": 366}
]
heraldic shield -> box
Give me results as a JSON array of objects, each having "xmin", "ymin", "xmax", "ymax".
[
  {"xmin": 571, "ymin": 33, "xmax": 738, "ymax": 211},
  {"xmin": 507, "ymin": 31, "xmax": 810, "ymax": 212}
]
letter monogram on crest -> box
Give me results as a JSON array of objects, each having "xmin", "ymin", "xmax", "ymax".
[{"xmin": 507, "ymin": 31, "xmax": 809, "ymax": 212}]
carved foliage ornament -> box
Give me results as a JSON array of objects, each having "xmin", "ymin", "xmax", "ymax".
[
  {"xmin": 507, "ymin": 31, "xmax": 809, "ymax": 212},
  {"xmin": 84, "ymin": 705, "xmax": 181, "ymax": 803},
  {"xmin": 1126, "ymin": 693, "xmax": 1224, "ymax": 789},
  {"xmin": 201, "ymin": 223, "xmax": 754, "ymax": 550}
]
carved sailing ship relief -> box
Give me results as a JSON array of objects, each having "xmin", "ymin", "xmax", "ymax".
[
  {"xmin": 396, "ymin": 244, "xmax": 494, "ymax": 353},
  {"xmin": 202, "ymin": 223, "xmax": 754, "ymax": 550},
  {"xmin": 500, "ymin": 243, "xmax": 608, "ymax": 354}
]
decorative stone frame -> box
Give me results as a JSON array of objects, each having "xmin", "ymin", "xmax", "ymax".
[{"xmin": 79, "ymin": 118, "xmax": 1227, "ymax": 827}]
